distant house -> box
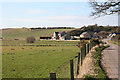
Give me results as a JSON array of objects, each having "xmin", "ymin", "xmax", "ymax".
[
  {"xmin": 64, "ymin": 34, "xmax": 71, "ymax": 40},
  {"xmin": 80, "ymin": 32, "xmax": 91, "ymax": 40},
  {"xmin": 52, "ymin": 32, "xmax": 59, "ymax": 40},
  {"xmin": 92, "ymin": 32, "xmax": 100, "ymax": 38},
  {"xmin": 58, "ymin": 31, "xmax": 67, "ymax": 40},
  {"xmin": 71, "ymin": 36, "xmax": 80, "ymax": 40},
  {"xmin": 109, "ymin": 33, "xmax": 116, "ymax": 37},
  {"xmin": 80, "ymin": 32, "xmax": 100, "ymax": 40},
  {"xmin": 52, "ymin": 31, "xmax": 71, "ymax": 40}
]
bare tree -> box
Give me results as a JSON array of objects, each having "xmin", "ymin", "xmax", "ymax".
[{"xmin": 90, "ymin": 0, "xmax": 120, "ymax": 17}]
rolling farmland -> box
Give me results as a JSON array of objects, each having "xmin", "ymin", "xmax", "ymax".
[
  {"xmin": 2, "ymin": 28, "xmax": 73, "ymax": 39},
  {"xmin": 2, "ymin": 45, "xmax": 79, "ymax": 78},
  {"xmin": 2, "ymin": 28, "xmax": 79, "ymax": 78}
]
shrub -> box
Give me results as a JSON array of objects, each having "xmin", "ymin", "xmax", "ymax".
[
  {"xmin": 90, "ymin": 39, "xmax": 100, "ymax": 45},
  {"xmin": 26, "ymin": 36, "xmax": 35, "ymax": 43}
]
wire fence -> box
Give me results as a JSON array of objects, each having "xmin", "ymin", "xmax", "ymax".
[
  {"xmin": 49, "ymin": 41, "xmax": 97, "ymax": 80},
  {"xmin": 55, "ymin": 61, "xmax": 70, "ymax": 78}
]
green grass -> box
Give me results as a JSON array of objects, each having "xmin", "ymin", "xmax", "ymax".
[
  {"xmin": 2, "ymin": 28, "xmax": 73, "ymax": 39},
  {"xmin": 2, "ymin": 40, "xmax": 79, "ymax": 45},
  {"xmin": 2, "ymin": 28, "xmax": 81, "ymax": 78},
  {"xmin": 92, "ymin": 45, "xmax": 109, "ymax": 78},
  {"xmin": 2, "ymin": 45, "xmax": 79, "ymax": 78},
  {"xmin": 107, "ymin": 40, "xmax": 120, "ymax": 46},
  {"xmin": 84, "ymin": 45, "xmax": 109, "ymax": 79}
]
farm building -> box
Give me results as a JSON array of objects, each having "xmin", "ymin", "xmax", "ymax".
[
  {"xmin": 52, "ymin": 31, "xmax": 71, "ymax": 40},
  {"xmin": 92, "ymin": 32, "xmax": 100, "ymax": 38},
  {"xmin": 40, "ymin": 37, "xmax": 51, "ymax": 40},
  {"xmin": 80, "ymin": 32, "xmax": 91, "ymax": 40},
  {"xmin": 52, "ymin": 32, "xmax": 59, "ymax": 40},
  {"xmin": 80, "ymin": 32, "xmax": 100, "ymax": 40},
  {"xmin": 71, "ymin": 36, "xmax": 80, "ymax": 40}
]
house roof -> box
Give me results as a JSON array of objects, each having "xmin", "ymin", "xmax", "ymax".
[
  {"xmin": 59, "ymin": 31, "xmax": 66, "ymax": 34},
  {"xmin": 54, "ymin": 32, "xmax": 59, "ymax": 34},
  {"xmin": 82, "ymin": 32, "xmax": 88, "ymax": 35}
]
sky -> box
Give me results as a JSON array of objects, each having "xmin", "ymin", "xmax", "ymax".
[{"xmin": 0, "ymin": 2, "xmax": 118, "ymax": 29}]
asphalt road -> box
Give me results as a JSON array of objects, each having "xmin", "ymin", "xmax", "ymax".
[{"xmin": 102, "ymin": 38, "xmax": 119, "ymax": 79}]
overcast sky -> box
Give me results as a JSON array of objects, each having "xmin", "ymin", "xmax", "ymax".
[{"xmin": 0, "ymin": 1, "xmax": 118, "ymax": 29}]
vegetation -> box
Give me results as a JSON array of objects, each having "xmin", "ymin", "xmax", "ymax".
[
  {"xmin": 92, "ymin": 45, "xmax": 109, "ymax": 78},
  {"xmin": 108, "ymin": 40, "xmax": 120, "ymax": 47},
  {"xmin": 90, "ymin": 0, "xmax": 120, "ymax": 17},
  {"xmin": 111, "ymin": 34, "xmax": 120, "ymax": 41},
  {"xmin": 2, "ymin": 28, "xmax": 73, "ymax": 39},
  {"xmin": 2, "ymin": 45, "xmax": 79, "ymax": 78},
  {"xmin": 67, "ymin": 24, "xmax": 118, "ymax": 36},
  {"xmin": 30, "ymin": 27, "xmax": 74, "ymax": 30},
  {"xmin": 2, "ymin": 40, "xmax": 79, "ymax": 45},
  {"xmin": 26, "ymin": 36, "xmax": 35, "ymax": 43},
  {"xmin": 109, "ymin": 34, "xmax": 120, "ymax": 46},
  {"xmin": 84, "ymin": 45, "xmax": 109, "ymax": 79}
]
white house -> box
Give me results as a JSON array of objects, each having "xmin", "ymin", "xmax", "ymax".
[
  {"xmin": 52, "ymin": 31, "xmax": 71, "ymax": 40},
  {"xmin": 80, "ymin": 32, "xmax": 91, "ymax": 38}
]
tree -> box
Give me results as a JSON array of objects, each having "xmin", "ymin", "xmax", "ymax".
[
  {"xmin": 26, "ymin": 36, "xmax": 35, "ymax": 43},
  {"xmin": 90, "ymin": 0, "xmax": 120, "ymax": 17}
]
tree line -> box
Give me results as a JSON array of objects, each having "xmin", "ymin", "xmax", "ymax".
[
  {"xmin": 67, "ymin": 25, "xmax": 119, "ymax": 36},
  {"xmin": 30, "ymin": 27, "xmax": 74, "ymax": 30}
]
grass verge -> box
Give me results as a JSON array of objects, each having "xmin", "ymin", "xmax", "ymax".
[
  {"xmin": 107, "ymin": 40, "xmax": 120, "ymax": 47},
  {"xmin": 84, "ymin": 45, "xmax": 109, "ymax": 80}
]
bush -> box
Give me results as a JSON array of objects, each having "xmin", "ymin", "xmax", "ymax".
[
  {"xmin": 26, "ymin": 36, "xmax": 35, "ymax": 43},
  {"xmin": 90, "ymin": 39, "xmax": 100, "ymax": 45}
]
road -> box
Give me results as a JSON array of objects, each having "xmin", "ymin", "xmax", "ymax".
[{"xmin": 102, "ymin": 38, "xmax": 119, "ymax": 79}]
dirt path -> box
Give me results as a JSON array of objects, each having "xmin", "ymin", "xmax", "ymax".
[{"xmin": 102, "ymin": 38, "xmax": 119, "ymax": 79}]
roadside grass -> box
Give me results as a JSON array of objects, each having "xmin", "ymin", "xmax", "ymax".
[
  {"xmin": 84, "ymin": 45, "xmax": 109, "ymax": 79},
  {"xmin": 93, "ymin": 46, "xmax": 107, "ymax": 78},
  {"xmin": 2, "ymin": 45, "xmax": 79, "ymax": 78},
  {"xmin": 107, "ymin": 40, "xmax": 120, "ymax": 46}
]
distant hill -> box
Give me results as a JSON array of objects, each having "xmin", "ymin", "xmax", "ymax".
[
  {"xmin": 2, "ymin": 25, "xmax": 119, "ymax": 40},
  {"xmin": 2, "ymin": 28, "xmax": 73, "ymax": 40}
]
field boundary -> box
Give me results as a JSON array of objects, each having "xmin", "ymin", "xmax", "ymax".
[{"xmin": 49, "ymin": 42, "xmax": 96, "ymax": 79}]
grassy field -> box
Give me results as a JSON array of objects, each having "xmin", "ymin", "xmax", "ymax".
[
  {"xmin": 2, "ymin": 28, "xmax": 73, "ymax": 39},
  {"xmin": 2, "ymin": 40, "xmax": 79, "ymax": 78},
  {"xmin": 2, "ymin": 40, "xmax": 79, "ymax": 45},
  {"xmin": 2, "ymin": 28, "xmax": 80, "ymax": 78}
]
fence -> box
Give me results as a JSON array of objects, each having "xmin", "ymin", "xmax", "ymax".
[{"xmin": 49, "ymin": 42, "xmax": 96, "ymax": 80}]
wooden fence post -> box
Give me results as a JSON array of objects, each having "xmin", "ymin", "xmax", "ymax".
[
  {"xmin": 50, "ymin": 73, "xmax": 56, "ymax": 80},
  {"xmin": 84, "ymin": 45, "xmax": 86, "ymax": 57},
  {"xmin": 88, "ymin": 44, "xmax": 89, "ymax": 53},
  {"xmin": 77, "ymin": 52, "xmax": 80, "ymax": 75},
  {"xmin": 86, "ymin": 44, "xmax": 87, "ymax": 54},
  {"xmin": 70, "ymin": 59, "xmax": 74, "ymax": 80},
  {"xmin": 80, "ymin": 49, "xmax": 82, "ymax": 66},
  {"xmin": 89, "ymin": 43, "xmax": 91, "ymax": 50}
]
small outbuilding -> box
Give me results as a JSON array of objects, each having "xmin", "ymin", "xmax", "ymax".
[{"xmin": 40, "ymin": 37, "xmax": 51, "ymax": 40}]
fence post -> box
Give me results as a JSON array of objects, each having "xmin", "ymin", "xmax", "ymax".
[
  {"xmin": 86, "ymin": 44, "xmax": 88, "ymax": 54},
  {"xmin": 80, "ymin": 48, "xmax": 82, "ymax": 66},
  {"xmin": 50, "ymin": 73, "xmax": 56, "ymax": 80},
  {"xmin": 77, "ymin": 52, "xmax": 80, "ymax": 75},
  {"xmin": 89, "ymin": 43, "xmax": 91, "ymax": 50},
  {"xmin": 84, "ymin": 45, "xmax": 86, "ymax": 57},
  {"xmin": 70, "ymin": 59, "xmax": 74, "ymax": 80}
]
